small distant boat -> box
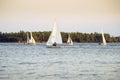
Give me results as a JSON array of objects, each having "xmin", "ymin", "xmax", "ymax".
[
  {"xmin": 46, "ymin": 19, "xmax": 63, "ymax": 48},
  {"xmin": 67, "ymin": 34, "xmax": 73, "ymax": 45},
  {"xmin": 99, "ymin": 29, "xmax": 107, "ymax": 46},
  {"xmin": 26, "ymin": 32, "xmax": 36, "ymax": 45}
]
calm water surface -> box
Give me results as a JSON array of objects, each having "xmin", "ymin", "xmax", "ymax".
[{"xmin": 0, "ymin": 43, "xmax": 120, "ymax": 80}]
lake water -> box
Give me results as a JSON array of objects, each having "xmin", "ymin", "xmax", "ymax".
[{"xmin": 0, "ymin": 43, "xmax": 120, "ymax": 80}]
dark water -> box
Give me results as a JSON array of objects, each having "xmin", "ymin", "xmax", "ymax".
[{"xmin": 0, "ymin": 43, "xmax": 120, "ymax": 80}]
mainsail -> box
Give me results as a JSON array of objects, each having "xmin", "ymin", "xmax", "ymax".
[
  {"xmin": 26, "ymin": 32, "xmax": 36, "ymax": 45},
  {"xmin": 101, "ymin": 30, "xmax": 107, "ymax": 45},
  {"xmin": 46, "ymin": 20, "xmax": 62, "ymax": 46},
  {"xmin": 67, "ymin": 34, "xmax": 73, "ymax": 45}
]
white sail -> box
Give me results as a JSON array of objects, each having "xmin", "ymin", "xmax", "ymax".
[
  {"xmin": 101, "ymin": 30, "xmax": 107, "ymax": 45},
  {"xmin": 26, "ymin": 32, "xmax": 36, "ymax": 45},
  {"xmin": 46, "ymin": 20, "xmax": 62, "ymax": 46},
  {"xmin": 67, "ymin": 34, "xmax": 73, "ymax": 45},
  {"xmin": 29, "ymin": 32, "xmax": 36, "ymax": 45}
]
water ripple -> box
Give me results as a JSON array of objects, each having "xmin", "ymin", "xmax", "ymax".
[{"xmin": 18, "ymin": 62, "xmax": 37, "ymax": 65}]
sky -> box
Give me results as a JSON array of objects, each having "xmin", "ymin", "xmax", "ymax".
[{"xmin": 0, "ymin": 0, "xmax": 120, "ymax": 36}]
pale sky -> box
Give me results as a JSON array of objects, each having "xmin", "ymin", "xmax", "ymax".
[{"xmin": 0, "ymin": 0, "xmax": 120, "ymax": 36}]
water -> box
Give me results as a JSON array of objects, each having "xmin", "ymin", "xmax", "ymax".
[{"xmin": 0, "ymin": 43, "xmax": 120, "ymax": 80}]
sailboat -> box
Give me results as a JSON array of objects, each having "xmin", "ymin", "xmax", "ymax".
[
  {"xmin": 26, "ymin": 32, "xmax": 36, "ymax": 45},
  {"xmin": 67, "ymin": 34, "xmax": 73, "ymax": 45},
  {"xmin": 100, "ymin": 30, "xmax": 107, "ymax": 46},
  {"xmin": 46, "ymin": 20, "xmax": 63, "ymax": 48}
]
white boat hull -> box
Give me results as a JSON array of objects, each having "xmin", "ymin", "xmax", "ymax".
[
  {"xmin": 100, "ymin": 43, "xmax": 106, "ymax": 46},
  {"xmin": 24, "ymin": 43, "xmax": 36, "ymax": 45},
  {"xmin": 46, "ymin": 45, "xmax": 63, "ymax": 48}
]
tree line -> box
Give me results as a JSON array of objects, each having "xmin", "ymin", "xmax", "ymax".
[{"xmin": 0, "ymin": 31, "xmax": 120, "ymax": 43}]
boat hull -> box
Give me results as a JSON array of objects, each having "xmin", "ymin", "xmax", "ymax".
[
  {"xmin": 99, "ymin": 43, "xmax": 106, "ymax": 46},
  {"xmin": 24, "ymin": 43, "xmax": 36, "ymax": 45},
  {"xmin": 100, "ymin": 43, "xmax": 106, "ymax": 46},
  {"xmin": 46, "ymin": 45, "xmax": 63, "ymax": 48}
]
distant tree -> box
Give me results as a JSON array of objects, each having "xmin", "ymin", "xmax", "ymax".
[{"xmin": 0, "ymin": 31, "xmax": 119, "ymax": 43}]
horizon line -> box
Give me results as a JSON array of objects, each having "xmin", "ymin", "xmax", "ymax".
[{"xmin": 0, "ymin": 30, "xmax": 119, "ymax": 37}]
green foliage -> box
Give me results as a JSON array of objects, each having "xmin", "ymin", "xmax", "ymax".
[{"xmin": 0, "ymin": 31, "xmax": 119, "ymax": 43}]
